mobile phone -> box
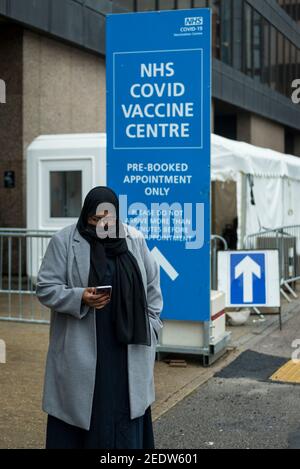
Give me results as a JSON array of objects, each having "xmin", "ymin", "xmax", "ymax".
[{"xmin": 95, "ymin": 286, "xmax": 112, "ymax": 298}]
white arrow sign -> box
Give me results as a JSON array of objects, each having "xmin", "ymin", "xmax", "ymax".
[
  {"xmin": 151, "ymin": 247, "xmax": 179, "ymax": 281},
  {"xmin": 234, "ymin": 255, "xmax": 261, "ymax": 303}
]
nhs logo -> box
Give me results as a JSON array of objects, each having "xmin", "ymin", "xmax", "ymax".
[{"xmin": 184, "ymin": 17, "xmax": 203, "ymax": 26}]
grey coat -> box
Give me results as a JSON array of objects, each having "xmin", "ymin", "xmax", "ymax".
[{"xmin": 36, "ymin": 222, "xmax": 163, "ymax": 430}]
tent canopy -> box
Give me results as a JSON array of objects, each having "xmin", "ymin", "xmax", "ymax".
[
  {"xmin": 212, "ymin": 134, "xmax": 300, "ymax": 182},
  {"xmin": 211, "ymin": 134, "xmax": 300, "ymax": 246}
]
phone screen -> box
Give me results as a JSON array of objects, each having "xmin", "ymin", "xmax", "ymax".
[{"xmin": 95, "ymin": 286, "xmax": 112, "ymax": 297}]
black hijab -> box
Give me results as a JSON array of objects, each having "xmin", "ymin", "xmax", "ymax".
[{"xmin": 76, "ymin": 186, "xmax": 151, "ymax": 346}]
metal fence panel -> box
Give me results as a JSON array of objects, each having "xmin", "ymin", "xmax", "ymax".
[
  {"xmin": 244, "ymin": 225, "xmax": 300, "ymax": 283},
  {"xmin": 0, "ymin": 229, "xmax": 55, "ymax": 323},
  {"xmin": 211, "ymin": 235, "xmax": 228, "ymax": 290}
]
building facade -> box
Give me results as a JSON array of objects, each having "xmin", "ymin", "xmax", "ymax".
[{"xmin": 0, "ymin": 0, "xmax": 300, "ymax": 230}]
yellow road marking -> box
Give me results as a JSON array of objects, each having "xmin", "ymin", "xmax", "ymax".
[{"xmin": 270, "ymin": 361, "xmax": 300, "ymax": 384}]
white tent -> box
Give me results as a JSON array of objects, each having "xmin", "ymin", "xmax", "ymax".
[{"xmin": 211, "ymin": 134, "xmax": 300, "ymax": 248}]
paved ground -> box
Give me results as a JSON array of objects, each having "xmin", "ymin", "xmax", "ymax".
[
  {"xmin": 0, "ymin": 318, "xmax": 226, "ymax": 449},
  {"xmin": 154, "ymin": 311, "xmax": 300, "ymax": 449},
  {"xmin": 0, "ymin": 292, "xmax": 299, "ymax": 448}
]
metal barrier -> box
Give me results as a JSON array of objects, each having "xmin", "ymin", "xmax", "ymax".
[
  {"xmin": 244, "ymin": 225, "xmax": 300, "ymax": 302},
  {"xmin": 0, "ymin": 228, "xmax": 228, "ymax": 324},
  {"xmin": 0, "ymin": 229, "xmax": 55, "ymax": 323},
  {"xmin": 211, "ymin": 235, "xmax": 228, "ymax": 290},
  {"xmin": 4, "ymin": 224, "xmax": 297, "ymax": 321}
]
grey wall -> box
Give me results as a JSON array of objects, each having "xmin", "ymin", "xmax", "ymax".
[
  {"xmin": 0, "ymin": 23, "xmax": 24, "ymax": 227},
  {"xmin": 0, "ymin": 0, "xmax": 111, "ymax": 54}
]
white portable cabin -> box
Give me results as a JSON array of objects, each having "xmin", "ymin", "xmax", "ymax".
[
  {"xmin": 26, "ymin": 134, "xmax": 106, "ymax": 282},
  {"xmin": 27, "ymin": 133, "xmax": 107, "ymax": 232}
]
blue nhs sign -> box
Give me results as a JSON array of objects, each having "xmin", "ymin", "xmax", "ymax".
[{"xmin": 106, "ymin": 9, "xmax": 211, "ymax": 322}]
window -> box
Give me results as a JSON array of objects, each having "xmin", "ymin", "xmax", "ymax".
[
  {"xmin": 277, "ymin": 32, "xmax": 285, "ymax": 94},
  {"xmin": 212, "ymin": 0, "xmax": 221, "ymax": 59},
  {"xmin": 243, "ymin": 2, "xmax": 253, "ymax": 76},
  {"xmin": 209, "ymin": 0, "xmax": 233, "ymax": 65},
  {"xmin": 177, "ymin": 0, "xmax": 192, "ymax": 8},
  {"xmin": 50, "ymin": 171, "xmax": 82, "ymax": 218},
  {"xmin": 290, "ymin": 43, "xmax": 297, "ymax": 94},
  {"xmin": 270, "ymin": 26, "xmax": 278, "ymax": 90},
  {"xmin": 137, "ymin": 0, "xmax": 208, "ymax": 10},
  {"xmin": 241, "ymin": 2, "xmax": 300, "ymax": 96},
  {"xmin": 113, "ymin": 0, "xmax": 134, "ymax": 11},
  {"xmin": 193, "ymin": 0, "xmax": 208, "ymax": 6},
  {"xmin": 277, "ymin": 0, "xmax": 300, "ymax": 22},
  {"xmin": 137, "ymin": 0, "xmax": 156, "ymax": 10},
  {"xmin": 284, "ymin": 38, "xmax": 291, "ymax": 96},
  {"xmin": 262, "ymin": 18, "xmax": 270, "ymax": 85},
  {"xmin": 220, "ymin": 0, "xmax": 233, "ymax": 65},
  {"xmin": 158, "ymin": 0, "xmax": 175, "ymax": 9},
  {"xmin": 253, "ymin": 10, "xmax": 262, "ymax": 81}
]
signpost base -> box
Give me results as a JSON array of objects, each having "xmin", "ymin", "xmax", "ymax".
[
  {"xmin": 154, "ymin": 291, "xmax": 230, "ymax": 367},
  {"xmin": 155, "ymin": 333, "xmax": 231, "ymax": 367}
]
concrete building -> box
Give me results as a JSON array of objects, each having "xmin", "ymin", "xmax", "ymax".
[
  {"xmin": 0, "ymin": 1, "xmax": 107, "ymax": 228},
  {"xmin": 0, "ymin": 0, "xmax": 299, "ymax": 232}
]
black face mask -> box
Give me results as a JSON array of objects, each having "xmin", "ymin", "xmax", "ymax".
[
  {"xmin": 86, "ymin": 224, "xmax": 97, "ymax": 234},
  {"xmin": 86, "ymin": 222, "xmax": 112, "ymax": 241}
]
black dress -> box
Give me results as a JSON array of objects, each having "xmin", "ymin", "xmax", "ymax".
[{"xmin": 46, "ymin": 257, "xmax": 155, "ymax": 449}]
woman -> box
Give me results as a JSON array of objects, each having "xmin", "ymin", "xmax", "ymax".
[{"xmin": 36, "ymin": 186, "xmax": 163, "ymax": 449}]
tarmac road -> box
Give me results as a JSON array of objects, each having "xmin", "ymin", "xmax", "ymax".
[{"xmin": 154, "ymin": 313, "xmax": 300, "ymax": 450}]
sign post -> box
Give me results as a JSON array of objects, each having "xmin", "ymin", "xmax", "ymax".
[
  {"xmin": 218, "ymin": 250, "xmax": 282, "ymax": 329},
  {"xmin": 106, "ymin": 9, "xmax": 216, "ymax": 358}
]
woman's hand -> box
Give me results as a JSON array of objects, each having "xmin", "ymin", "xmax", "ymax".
[{"xmin": 82, "ymin": 288, "xmax": 110, "ymax": 309}]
